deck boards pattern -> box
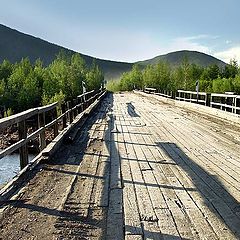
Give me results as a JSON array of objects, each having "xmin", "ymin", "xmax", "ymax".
[
  {"xmin": 0, "ymin": 92, "xmax": 240, "ymax": 240},
  {"xmin": 110, "ymin": 92, "xmax": 240, "ymax": 239}
]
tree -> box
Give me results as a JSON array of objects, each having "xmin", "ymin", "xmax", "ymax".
[
  {"xmin": 130, "ymin": 64, "xmax": 143, "ymax": 89},
  {"xmin": 212, "ymin": 78, "xmax": 233, "ymax": 93},
  {"xmin": 0, "ymin": 59, "xmax": 13, "ymax": 81},
  {"xmin": 223, "ymin": 59, "xmax": 238, "ymax": 78},
  {"xmin": 181, "ymin": 56, "xmax": 191, "ymax": 90},
  {"xmin": 86, "ymin": 60, "xmax": 104, "ymax": 91},
  {"xmin": 0, "ymin": 52, "xmax": 104, "ymax": 112},
  {"xmin": 208, "ymin": 64, "xmax": 220, "ymax": 80},
  {"xmin": 69, "ymin": 53, "xmax": 86, "ymax": 96},
  {"xmin": 232, "ymin": 75, "xmax": 240, "ymax": 94}
]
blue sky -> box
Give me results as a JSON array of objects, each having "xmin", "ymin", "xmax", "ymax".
[{"xmin": 1, "ymin": 0, "xmax": 240, "ymax": 63}]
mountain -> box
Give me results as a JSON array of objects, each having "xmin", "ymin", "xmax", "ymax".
[
  {"xmin": 0, "ymin": 24, "xmax": 226, "ymax": 80},
  {"xmin": 137, "ymin": 50, "xmax": 226, "ymax": 68},
  {"xmin": 0, "ymin": 24, "xmax": 132, "ymax": 80}
]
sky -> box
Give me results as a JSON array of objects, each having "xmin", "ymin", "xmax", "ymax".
[{"xmin": 1, "ymin": 0, "xmax": 240, "ymax": 63}]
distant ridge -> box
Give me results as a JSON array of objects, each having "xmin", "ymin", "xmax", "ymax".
[
  {"xmin": 0, "ymin": 24, "xmax": 132, "ymax": 80},
  {"xmin": 137, "ymin": 50, "xmax": 226, "ymax": 68},
  {"xmin": 0, "ymin": 24, "xmax": 226, "ymax": 80}
]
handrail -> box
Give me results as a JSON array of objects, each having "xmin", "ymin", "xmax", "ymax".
[
  {"xmin": 176, "ymin": 90, "xmax": 209, "ymax": 106},
  {"xmin": 142, "ymin": 88, "xmax": 240, "ymax": 115},
  {"xmin": 77, "ymin": 89, "xmax": 95, "ymax": 99},
  {"xmin": 0, "ymin": 103, "xmax": 58, "ymax": 130},
  {"xmin": 210, "ymin": 93, "xmax": 240, "ymax": 113},
  {"xmin": 177, "ymin": 90, "xmax": 207, "ymax": 95},
  {"xmin": 211, "ymin": 93, "xmax": 238, "ymax": 98},
  {"xmin": 0, "ymin": 109, "xmax": 38, "ymax": 129},
  {"xmin": 38, "ymin": 102, "xmax": 58, "ymax": 114},
  {"xmin": 0, "ymin": 89, "xmax": 105, "ymax": 169}
]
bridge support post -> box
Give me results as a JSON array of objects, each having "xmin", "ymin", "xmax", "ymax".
[
  {"xmin": 61, "ymin": 103, "xmax": 67, "ymax": 129},
  {"xmin": 18, "ymin": 120, "xmax": 28, "ymax": 169},
  {"xmin": 53, "ymin": 107, "xmax": 58, "ymax": 138},
  {"xmin": 38, "ymin": 112, "xmax": 46, "ymax": 151},
  {"xmin": 67, "ymin": 101, "xmax": 73, "ymax": 123},
  {"xmin": 73, "ymin": 99, "xmax": 77, "ymax": 118}
]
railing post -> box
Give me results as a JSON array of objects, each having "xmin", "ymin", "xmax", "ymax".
[
  {"xmin": 53, "ymin": 107, "xmax": 58, "ymax": 137},
  {"xmin": 73, "ymin": 99, "xmax": 77, "ymax": 118},
  {"xmin": 18, "ymin": 120, "xmax": 28, "ymax": 169},
  {"xmin": 83, "ymin": 96, "xmax": 87, "ymax": 110},
  {"xmin": 38, "ymin": 112, "xmax": 46, "ymax": 151},
  {"xmin": 61, "ymin": 103, "xmax": 67, "ymax": 128},
  {"xmin": 67, "ymin": 101, "xmax": 73, "ymax": 123},
  {"xmin": 234, "ymin": 97, "xmax": 237, "ymax": 114},
  {"xmin": 76, "ymin": 98, "xmax": 80, "ymax": 114},
  {"xmin": 79, "ymin": 96, "xmax": 83, "ymax": 112},
  {"xmin": 206, "ymin": 93, "xmax": 210, "ymax": 106}
]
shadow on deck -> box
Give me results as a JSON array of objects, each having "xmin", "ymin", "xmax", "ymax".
[{"xmin": 1, "ymin": 93, "xmax": 239, "ymax": 240}]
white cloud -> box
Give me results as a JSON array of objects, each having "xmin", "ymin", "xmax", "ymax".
[
  {"xmin": 214, "ymin": 46, "xmax": 240, "ymax": 64},
  {"xmin": 181, "ymin": 34, "xmax": 219, "ymax": 41}
]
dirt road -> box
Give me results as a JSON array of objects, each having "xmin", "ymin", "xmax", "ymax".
[{"xmin": 0, "ymin": 92, "xmax": 240, "ymax": 239}]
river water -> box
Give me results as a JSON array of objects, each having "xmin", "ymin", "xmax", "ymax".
[{"xmin": 0, "ymin": 153, "xmax": 35, "ymax": 187}]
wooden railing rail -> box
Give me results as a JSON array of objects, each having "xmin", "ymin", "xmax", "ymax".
[
  {"xmin": 0, "ymin": 89, "xmax": 104, "ymax": 169},
  {"xmin": 176, "ymin": 90, "xmax": 208, "ymax": 105},
  {"xmin": 144, "ymin": 87, "xmax": 156, "ymax": 93},
  {"xmin": 141, "ymin": 88, "xmax": 240, "ymax": 115},
  {"xmin": 210, "ymin": 93, "xmax": 240, "ymax": 114},
  {"xmin": 155, "ymin": 90, "xmax": 174, "ymax": 99}
]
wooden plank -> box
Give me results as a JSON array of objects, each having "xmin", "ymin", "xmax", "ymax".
[
  {"xmin": 37, "ymin": 102, "xmax": 58, "ymax": 113},
  {"xmin": 140, "ymin": 132, "xmax": 218, "ymax": 240},
  {"xmin": 18, "ymin": 120, "xmax": 28, "ymax": 169},
  {"xmin": 117, "ymin": 119, "xmax": 143, "ymax": 236},
  {"xmin": 106, "ymin": 100, "xmax": 124, "ymax": 239},
  {"xmin": 155, "ymin": 111, "xmax": 240, "ymax": 207},
  {"xmin": 125, "ymin": 122, "xmax": 162, "ymax": 239},
  {"xmin": 109, "ymin": 117, "xmax": 122, "ymax": 190},
  {"xmin": 0, "ymin": 108, "xmax": 38, "ymax": 129},
  {"xmin": 38, "ymin": 112, "xmax": 46, "ymax": 150},
  {"xmin": 129, "ymin": 119, "xmax": 195, "ymax": 239},
  {"xmin": 90, "ymin": 118, "xmax": 110, "ymax": 208},
  {"xmin": 53, "ymin": 107, "xmax": 58, "ymax": 137},
  {"xmin": 61, "ymin": 103, "xmax": 67, "ymax": 128},
  {"xmin": 134, "ymin": 94, "xmax": 239, "ymax": 240},
  {"xmin": 106, "ymin": 188, "xmax": 124, "ymax": 239},
  {"xmin": 116, "ymin": 96, "xmax": 162, "ymax": 239},
  {"xmin": 125, "ymin": 235, "xmax": 142, "ymax": 240},
  {"xmin": 0, "ymin": 139, "xmax": 25, "ymax": 160}
]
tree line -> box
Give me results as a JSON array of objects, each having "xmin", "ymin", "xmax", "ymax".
[
  {"xmin": 0, "ymin": 51, "xmax": 104, "ymax": 115},
  {"xmin": 107, "ymin": 58, "xmax": 240, "ymax": 94}
]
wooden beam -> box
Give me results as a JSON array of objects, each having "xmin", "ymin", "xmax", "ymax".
[{"xmin": 18, "ymin": 120, "xmax": 28, "ymax": 169}]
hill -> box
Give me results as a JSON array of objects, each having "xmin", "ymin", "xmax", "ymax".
[
  {"xmin": 137, "ymin": 50, "xmax": 226, "ymax": 68},
  {"xmin": 0, "ymin": 24, "xmax": 226, "ymax": 80},
  {"xmin": 0, "ymin": 24, "xmax": 132, "ymax": 80}
]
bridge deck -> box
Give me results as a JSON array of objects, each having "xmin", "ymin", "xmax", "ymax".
[{"xmin": 0, "ymin": 92, "xmax": 240, "ymax": 239}]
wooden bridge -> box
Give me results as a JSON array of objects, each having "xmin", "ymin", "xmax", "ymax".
[{"xmin": 0, "ymin": 91, "xmax": 240, "ymax": 239}]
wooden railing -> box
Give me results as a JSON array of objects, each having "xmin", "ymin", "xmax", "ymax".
[
  {"xmin": 144, "ymin": 87, "xmax": 156, "ymax": 93},
  {"xmin": 210, "ymin": 93, "xmax": 240, "ymax": 114},
  {"xmin": 142, "ymin": 88, "xmax": 240, "ymax": 115},
  {"xmin": 176, "ymin": 90, "xmax": 209, "ymax": 105},
  {"xmin": 0, "ymin": 89, "xmax": 104, "ymax": 169},
  {"xmin": 155, "ymin": 90, "xmax": 174, "ymax": 99}
]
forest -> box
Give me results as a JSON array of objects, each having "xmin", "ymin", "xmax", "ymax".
[
  {"xmin": 1, "ymin": 52, "xmax": 240, "ymax": 117},
  {"xmin": 107, "ymin": 58, "xmax": 240, "ymax": 94},
  {"xmin": 0, "ymin": 52, "xmax": 104, "ymax": 116}
]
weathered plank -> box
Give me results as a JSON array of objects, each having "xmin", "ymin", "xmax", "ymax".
[{"xmin": 118, "ymin": 120, "xmax": 143, "ymax": 236}]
